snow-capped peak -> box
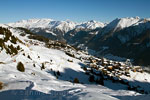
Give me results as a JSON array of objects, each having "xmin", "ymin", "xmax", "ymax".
[
  {"xmin": 100, "ymin": 17, "xmax": 150, "ymax": 35},
  {"xmin": 135, "ymin": 16, "xmax": 140, "ymax": 19},
  {"xmin": 8, "ymin": 18, "xmax": 53, "ymax": 29},
  {"xmin": 17, "ymin": 18, "xmax": 52, "ymax": 23},
  {"xmin": 106, "ymin": 17, "xmax": 142, "ymax": 30},
  {"xmin": 76, "ymin": 20, "xmax": 105, "ymax": 29},
  {"xmin": 88, "ymin": 20, "xmax": 97, "ymax": 23},
  {"xmin": 8, "ymin": 19, "xmax": 78, "ymax": 32},
  {"xmin": 49, "ymin": 20, "xmax": 77, "ymax": 32}
]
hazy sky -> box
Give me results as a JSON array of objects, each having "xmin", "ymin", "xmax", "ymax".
[{"xmin": 0, "ymin": 0, "xmax": 150, "ymax": 23}]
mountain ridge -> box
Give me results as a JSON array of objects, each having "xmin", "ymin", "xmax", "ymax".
[
  {"xmin": 8, "ymin": 18, "xmax": 105, "ymax": 32},
  {"xmin": 4, "ymin": 17, "xmax": 150, "ymax": 66}
]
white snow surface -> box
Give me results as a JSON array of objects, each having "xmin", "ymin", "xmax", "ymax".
[{"xmin": 0, "ymin": 25, "xmax": 150, "ymax": 100}]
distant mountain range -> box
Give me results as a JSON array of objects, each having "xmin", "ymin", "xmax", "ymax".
[
  {"xmin": 4, "ymin": 17, "xmax": 150, "ymax": 66},
  {"xmin": 8, "ymin": 18, "xmax": 105, "ymax": 33}
]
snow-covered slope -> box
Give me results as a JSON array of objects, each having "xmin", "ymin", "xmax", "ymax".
[
  {"xmin": 0, "ymin": 24, "xmax": 9, "ymax": 28},
  {"xmin": 101, "ymin": 17, "xmax": 149, "ymax": 35},
  {"xmin": 1, "ymin": 18, "xmax": 150, "ymax": 99},
  {"xmin": 0, "ymin": 26, "xmax": 121, "ymax": 100},
  {"xmin": 108, "ymin": 17, "xmax": 140, "ymax": 29}
]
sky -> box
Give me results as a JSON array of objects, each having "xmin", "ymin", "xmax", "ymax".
[{"xmin": 0, "ymin": 0, "xmax": 150, "ymax": 23}]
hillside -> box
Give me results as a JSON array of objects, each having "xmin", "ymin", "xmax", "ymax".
[{"xmin": 0, "ymin": 25, "xmax": 150, "ymax": 99}]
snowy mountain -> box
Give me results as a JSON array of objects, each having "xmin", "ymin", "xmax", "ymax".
[
  {"xmin": 64, "ymin": 17, "xmax": 150, "ymax": 49},
  {"xmin": 86, "ymin": 17, "xmax": 150, "ymax": 65},
  {"xmin": 76, "ymin": 20, "xmax": 105, "ymax": 29},
  {"xmin": 8, "ymin": 19, "xmax": 104, "ymax": 43},
  {"xmin": 8, "ymin": 19, "xmax": 104, "ymax": 33},
  {"xmin": 1, "ymin": 24, "xmax": 150, "ymax": 100},
  {"xmin": 101, "ymin": 17, "xmax": 144, "ymax": 35},
  {"xmin": 8, "ymin": 19, "xmax": 76, "ymax": 33},
  {"xmin": 7, "ymin": 17, "xmax": 150, "ymax": 66}
]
